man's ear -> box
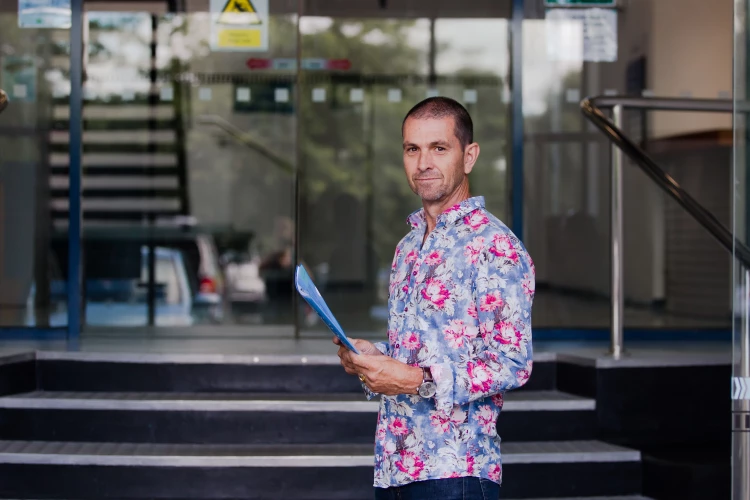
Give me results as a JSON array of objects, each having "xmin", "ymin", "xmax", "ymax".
[{"xmin": 464, "ymin": 143, "xmax": 480, "ymax": 174}]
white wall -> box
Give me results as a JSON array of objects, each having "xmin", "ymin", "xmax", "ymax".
[{"xmin": 647, "ymin": 0, "xmax": 733, "ymax": 138}]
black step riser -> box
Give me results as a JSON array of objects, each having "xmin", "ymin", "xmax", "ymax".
[
  {"xmin": 0, "ymin": 362, "xmax": 35, "ymax": 398},
  {"xmin": 0, "ymin": 408, "xmax": 594, "ymax": 444},
  {"xmin": 0, "ymin": 461, "xmax": 641, "ymax": 499},
  {"xmin": 37, "ymin": 361, "xmax": 556, "ymax": 393}
]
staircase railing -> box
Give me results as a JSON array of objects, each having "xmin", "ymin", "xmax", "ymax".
[{"xmin": 580, "ymin": 95, "xmax": 750, "ymax": 359}]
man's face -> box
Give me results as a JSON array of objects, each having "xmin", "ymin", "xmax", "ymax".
[{"xmin": 402, "ymin": 116, "xmax": 474, "ymax": 202}]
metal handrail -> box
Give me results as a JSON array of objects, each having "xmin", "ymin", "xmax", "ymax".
[
  {"xmin": 0, "ymin": 89, "xmax": 8, "ymax": 114},
  {"xmin": 581, "ymin": 94, "xmax": 750, "ymax": 359}
]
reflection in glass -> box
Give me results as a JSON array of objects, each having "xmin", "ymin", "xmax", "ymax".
[
  {"xmin": 0, "ymin": 8, "xmax": 69, "ymax": 327},
  {"xmin": 298, "ymin": 17, "xmax": 511, "ymax": 335}
]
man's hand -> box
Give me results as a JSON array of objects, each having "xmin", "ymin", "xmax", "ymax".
[{"xmin": 334, "ymin": 337, "xmax": 423, "ymax": 396}]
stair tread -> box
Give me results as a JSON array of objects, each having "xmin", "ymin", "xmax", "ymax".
[
  {"xmin": 0, "ymin": 390, "xmax": 594, "ymax": 412},
  {"xmin": 0, "ymin": 440, "xmax": 640, "ymax": 466}
]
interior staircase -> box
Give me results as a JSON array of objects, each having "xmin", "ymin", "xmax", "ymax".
[
  {"xmin": 49, "ymin": 89, "xmax": 189, "ymax": 230},
  {"xmin": 0, "ymin": 350, "xmax": 652, "ymax": 499}
]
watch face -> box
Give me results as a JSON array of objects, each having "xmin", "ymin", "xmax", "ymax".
[{"xmin": 419, "ymin": 381, "xmax": 437, "ymax": 398}]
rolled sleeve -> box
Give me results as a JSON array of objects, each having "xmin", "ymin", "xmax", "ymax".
[{"xmin": 429, "ymin": 242, "xmax": 534, "ymax": 414}]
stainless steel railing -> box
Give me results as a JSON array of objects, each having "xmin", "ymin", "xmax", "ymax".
[
  {"xmin": 581, "ymin": 95, "xmax": 750, "ymax": 358},
  {"xmin": 583, "ymin": 96, "xmax": 750, "ymax": 500}
]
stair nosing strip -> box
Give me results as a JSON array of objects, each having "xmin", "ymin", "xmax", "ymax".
[
  {"xmin": 0, "ymin": 391, "xmax": 595, "ymax": 412},
  {"xmin": 0, "ymin": 453, "xmax": 375, "ymax": 467},
  {"xmin": 0, "ymin": 449, "xmax": 640, "ymax": 467}
]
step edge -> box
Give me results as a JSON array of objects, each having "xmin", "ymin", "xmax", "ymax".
[
  {"xmin": 0, "ymin": 450, "xmax": 640, "ymax": 467},
  {"xmin": 35, "ymin": 350, "xmax": 558, "ymax": 365},
  {"xmin": 0, "ymin": 398, "xmax": 594, "ymax": 412}
]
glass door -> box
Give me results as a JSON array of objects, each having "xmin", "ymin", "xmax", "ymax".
[
  {"xmin": 733, "ymin": 0, "xmax": 750, "ymax": 498},
  {"xmin": 297, "ymin": 3, "xmax": 513, "ymax": 338},
  {"xmin": 75, "ymin": 0, "xmax": 299, "ymax": 339}
]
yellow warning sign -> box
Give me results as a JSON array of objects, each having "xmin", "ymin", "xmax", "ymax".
[
  {"xmin": 211, "ymin": 0, "xmax": 268, "ymax": 52},
  {"xmin": 218, "ymin": 0, "xmax": 262, "ymax": 26}
]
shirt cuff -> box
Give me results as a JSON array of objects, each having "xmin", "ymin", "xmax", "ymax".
[
  {"xmin": 427, "ymin": 361, "xmax": 455, "ymax": 415},
  {"xmin": 362, "ymin": 382, "xmax": 379, "ymax": 400}
]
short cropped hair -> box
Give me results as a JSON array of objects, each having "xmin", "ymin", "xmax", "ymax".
[{"xmin": 402, "ymin": 96, "xmax": 474, "ymax": 149}]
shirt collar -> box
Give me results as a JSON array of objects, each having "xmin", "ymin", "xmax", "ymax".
[{"xmin": 407, "ymin": 196, "xmax": 486, "ymax": 230}]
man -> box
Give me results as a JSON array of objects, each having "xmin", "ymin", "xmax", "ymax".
[{"xmin": 336, "ymin": 96, "xmax": 535, "ymax": 500}]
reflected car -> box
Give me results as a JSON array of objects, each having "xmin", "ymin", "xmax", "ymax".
[{"xmin": 26, "ymin": 246, "xmax": 199, "ymax": 327}]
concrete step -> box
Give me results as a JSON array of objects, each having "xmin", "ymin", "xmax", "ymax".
[
  {"xmin": 31, "ymin": 351, "xmax": 558, "ymax": 393},
  {"xmin": 0, "ymin": 440, "xmax": 642, "ymax": 499},
  {"xmin": 0, "ymin": 390, "xmax": 596, "ymax": 444}
]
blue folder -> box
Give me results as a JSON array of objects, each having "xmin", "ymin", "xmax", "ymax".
[{"xmin": 295, "ymin": 265, "xmax": 360, "ymax": 354}]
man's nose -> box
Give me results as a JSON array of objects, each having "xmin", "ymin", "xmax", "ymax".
[{"xmin": 416, "ymin": 153, "xmax": 431, "ymax": 171}]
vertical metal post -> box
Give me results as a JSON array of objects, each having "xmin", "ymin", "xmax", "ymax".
[
  {"xmin": 67, "ymin": 0, "xmax": 84, "ymax": 349},
  {"xmin": 510, "ymin": 0, "xmax": 524, "ymax": 240},
  {"xmin": 292, "ymin": 0, "xmax": 303, "ymax": 340},
  {"xmin": 610, "ymin": 104, "xmax": 625, "ymax": 359},
  {"xmin": 146, "ymin": 14, "xmax": 158, "ymax": 327},
  {"xmin": 734, "ymin": 269, "xmax": 750, "ymax": 500}
]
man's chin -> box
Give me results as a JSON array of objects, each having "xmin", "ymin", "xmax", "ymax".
[{"xmin": 415, "ymin": 188, "xmax": 445, "ymax": 202}]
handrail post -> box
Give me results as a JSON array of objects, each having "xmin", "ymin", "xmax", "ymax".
[{"xmin": 610, "ymin": 104, "xmax": 625, "ymax": 359}]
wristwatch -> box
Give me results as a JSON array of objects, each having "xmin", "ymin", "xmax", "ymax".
[{"xmin": 417, "ymin": 367, "xmax": 437, "ymax": 398}]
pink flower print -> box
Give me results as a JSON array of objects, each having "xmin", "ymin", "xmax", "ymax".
[
  {"xmin": 442, "ymin": 471, "xmax": 463, "ymax": 479},
  {"xmin": 405, "ymin": 250, "xmax": 418, "ymax": 264},
  {"xmin": 424, "ymin": 250, "xmax": 443, "ymax": 267},
  {"xmin": 480, "ymin": 320, "xmax": 494, "ymax": 341},
  {"xmin": 429, "ymin": 411, "xmax": 450, "ymax": 433},
  {"xmin": 467, "ymin": 302, "xmax": 478, "ymax": 319},
  {"xmin": 443, "ymin": 320, "xmax": 466, "ymax": 348},
  {"xmin": 421, "ymin": 278, "xmax": 450, "ymax": 308},
  {"xmin": 388, "ymin": 329, "xmax": 399, "ymax": 345},
  {"xmin": 468, "ymin": 360, "xmax": 494, "ymax": 394},
  {"xmin": 395, "ymin": 451, "xmax": 425, "ymax": 479},
  {"xmin": 489, "ymin": 234, "xmax": 519, "ymax": 262},
  {"xmin": 464, "ymin": 236, "xmax": 485, "ymax": 265},
  {"xmin": 488, "ymin": 464, "xmax": 502, "ymax": 482},
  {"xmin": 491, "ymin": 393, "xmax": 504, "ymax": 408},
  {"xmin": 463, "ymin": 211, "xmax": 490, "ymax": 231},
  {"xmin": 475, "ymin": 405, "xmax": 496, "ymax": 434},
  {"xmin": 388, "ymin": 417, "xmax": 409, "ymax": 436},
  {"xmin": 494, "ymin": 321, "xmax": 521, "ymax": 347},
  {"xmin": 450, "ymin": 406, "xmax": 468, "ymax": 425},
  {"xmin": 443, "ymin": 320, "xmax": 479, "ymax": 349},
  {"xmin": 480, "ymin": 291, "xmax": 504, "ymax": 312},
  {"xmin": 376, "ymin": 422, "xmax": 387, "ymax": 444},
  {"xmin": 516, "ymin": 368, "xmax": 531, "ymax": 385},
  {"xmin": 466, "ymin": 452, "xmax": 476, "ymax": 474},
  {"xmin": 522, "ymin": 273, "xmax": 535, "ymax": 298},
  {"xmin": 402, "ymin": 332, "xmax": 421, "ymax": 350}
]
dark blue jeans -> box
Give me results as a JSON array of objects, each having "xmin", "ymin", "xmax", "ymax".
[{"xmin": 374, "ymin": 477, "xmax": 500, "ymax": 500}]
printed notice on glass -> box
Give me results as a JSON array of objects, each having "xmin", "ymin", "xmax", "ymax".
[
  {"xmin": 210, "ymin": 0, "xmax": 269, "ymax": 52},
  {"xmin": 545, "ymin": 8, "xmax": 617, "ymax": 62},
  {"xmin": 18, "ymin": 0, "xmax": 71, "ymax": 29}
]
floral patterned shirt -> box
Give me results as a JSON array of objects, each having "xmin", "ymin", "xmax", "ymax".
[{"xmin": 366, "ymin": 196, "xmax": 535, "ymax": 489}]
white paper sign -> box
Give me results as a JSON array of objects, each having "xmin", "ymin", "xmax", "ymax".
[{"xmin": 545, "ymin": 8, "xmax": 618, "ymax": 62}]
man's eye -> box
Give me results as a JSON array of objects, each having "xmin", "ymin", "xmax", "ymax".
[{"xmin": 436, "ymin": 147, "xmax": 445, "ymax": 152}]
